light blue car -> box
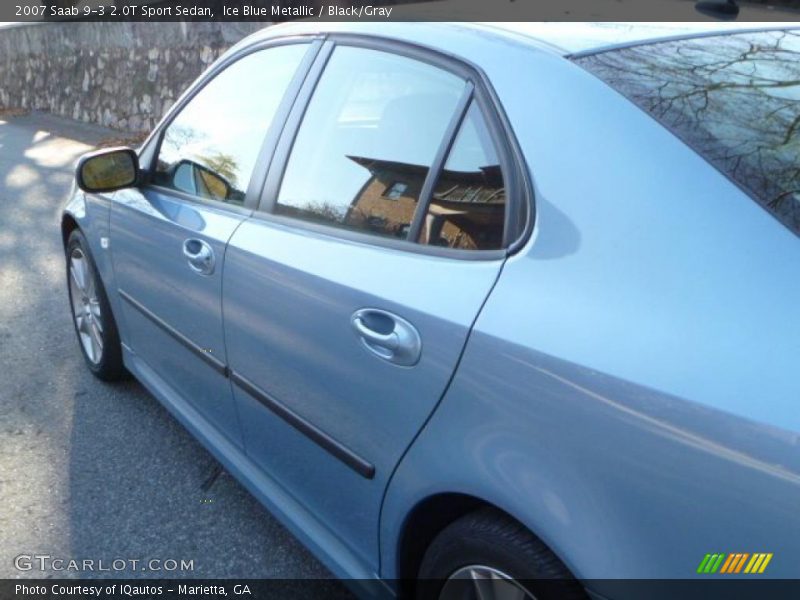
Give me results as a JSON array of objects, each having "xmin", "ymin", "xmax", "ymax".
[{"xmin": 62, "ymin": 22, "xmax": 800, "ymax": 600}]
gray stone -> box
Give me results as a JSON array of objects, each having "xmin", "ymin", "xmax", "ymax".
[
  {"xmin": 200, "ymin": 45, "xmax": 213, "ymax": 64},
  {"xmin": 0, "ymin": 21, "xmax": 265, "ymax": 131},
  {"xmin": 139, "ymin": 94, "xmax": 152, "ymax": 113}
]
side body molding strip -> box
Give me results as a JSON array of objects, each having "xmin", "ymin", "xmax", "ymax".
[
  {"xmin": 119, "ymin": 288, "xmax": 375, "ymax": 479},
  {"xmin": 119, "ymin": 289, "xmax": 228, "ymax": 376},
  {"xmin": 230, "ymin": 371, "xmax": 376, "ymax": 480}
]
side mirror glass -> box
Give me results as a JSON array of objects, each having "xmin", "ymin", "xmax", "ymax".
[
  {"xmin": 172, "ymin": 159, "xmax": 232, "ymax": 201},
  {"xmin": 77, "ymin": 147, "xmax": 139, "ymax": 193}
]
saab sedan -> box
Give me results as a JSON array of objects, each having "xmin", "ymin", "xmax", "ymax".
[{"xmin": 63, "ymin": 22, "xmax": 800, "ymax": 600}]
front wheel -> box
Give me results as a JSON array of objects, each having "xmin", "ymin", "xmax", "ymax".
[
  {"xmin": 66, "ymin": 228, "xmax": 125, "ymax": 381},
  {"xmin": 417, "ymin": 508, "xmax": 586, "ymax": 600}
]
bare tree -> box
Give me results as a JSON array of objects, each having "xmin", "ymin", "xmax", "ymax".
[{"xmin": 579, "ymin": 29, "xmax": 800, "ymax": 233}]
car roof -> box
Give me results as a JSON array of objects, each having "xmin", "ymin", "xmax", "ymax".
[
  {"xmin": 250, "ymin": 20, "xmax": 800, "ymax": 58},
  {"xmin": 471, "ymin": 22, "xmax": 799, "ymax": 55}
]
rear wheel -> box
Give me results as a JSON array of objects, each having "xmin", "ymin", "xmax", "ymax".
[
  {"xmin": 66, "ymin": 228, "xmax": 125, "ymax": 381},
  {"xmin": 417, "ymin": 508, "xmax": 586, "ymax": 600}
]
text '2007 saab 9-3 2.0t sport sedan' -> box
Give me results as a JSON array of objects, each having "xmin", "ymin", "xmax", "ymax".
[{"xmin": 62, "ymin": 22, "xmax": 800, "ymax": 600}]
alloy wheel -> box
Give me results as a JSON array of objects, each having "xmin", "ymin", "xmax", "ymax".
[
  {"xmin": 68, "ymin": 247, "xmax": 104, "ymax": 364},
  {"xmin": 439, "ymin": 565, "xmax": 537, "ymax": 600}
]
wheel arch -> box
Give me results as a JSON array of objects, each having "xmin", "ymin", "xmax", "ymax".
[
  {"xmin": 61, "ymin": 192, "xmax": 129, "ymax": 354},
  {"xmin": 61, "ymin": 212, "xmax": 80, "ymax": 249},
  {"xmin": 378, "ymin": 375, "xmax": 612, "ymax": 588},
  {"xmin": 393, "ymin": 491, "xmax": 579, "ymax": 598},
  {"xmin": 396, "ymin": 493, "xmax": 487, "ymax": 588}
]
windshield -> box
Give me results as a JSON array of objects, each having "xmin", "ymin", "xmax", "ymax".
[{"xmin": 575, "ymin": 29, "xmax": 800, "ymax": 236}]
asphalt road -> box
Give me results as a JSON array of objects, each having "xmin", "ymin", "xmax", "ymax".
[{"xmin": 0, "ymin": 112, "xmax": 342, "ymax": 585}]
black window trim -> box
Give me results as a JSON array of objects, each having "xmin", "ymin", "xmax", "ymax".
[
  {"xmin": 407, "ymin": 81, "xmax": 474, "ymax": 244},
  {"xmin": 136, "ymin": 35, "xmax": 324, "ymax": 215},
  {"xmin": 253, "ymin": 33, "xmax": 534, "ymax": 261}
]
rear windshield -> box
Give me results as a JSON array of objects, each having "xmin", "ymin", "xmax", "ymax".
[{"xmin": 575, "ymin": 29, "xmax": 800, "ymax": 236}]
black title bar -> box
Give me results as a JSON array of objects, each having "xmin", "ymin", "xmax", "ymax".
[
  {"xmin": 7, "ymin": 579, "xmax": 800, "ymax": 600},
  {"xmin": 5, "ymin": 0, "xmax": 800, "ymax": 23}
]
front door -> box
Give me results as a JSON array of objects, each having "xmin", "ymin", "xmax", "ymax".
[
  {"xmin": 112, "ymin": 188, "xmax": 245, "ymax": 442},
  {"xmin": 111, "ymin": 41, "xmax": 312, "ymax": 445},
  {"xmin": 223, "ymin": 43, "xmax": 514, "ymax": 568}
]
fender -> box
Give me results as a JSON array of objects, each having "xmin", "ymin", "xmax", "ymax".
[
  {"xmin": 382, "ymin": 327, "xmax": 800, "ymax": 599},
  {"xmin": 62, "ymin": 188, "xmax": 129, "ymax": 347}
]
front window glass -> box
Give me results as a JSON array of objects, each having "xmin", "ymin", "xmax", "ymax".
[
  {"xmin": 153, "ymin": 44, "xmax": 308, "ymax": 205},
  {"xmin": 275, "ymin": 46, "xmax": 465, "ymax": 239},
  {"xmin": 576, "ymin": 29, "xmax": 800, "ymax": 236}
]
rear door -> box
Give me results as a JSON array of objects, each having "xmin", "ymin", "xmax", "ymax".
[
  {"xmin": 222, "ymin": 39, "xmax": 525, "ymax": 568},
  {"xmin": 111, "ymin": 41, "xmax": 314, "ymax": 445}
]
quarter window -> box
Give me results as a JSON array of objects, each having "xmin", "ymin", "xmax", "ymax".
[
  {"xmin": 275, "ymin": 46, "xmax": 466, "ymax": 239},
  {"xmin": 153, "ymin": 44, "xmax": 309, "ymax": 205},
  {"xmin": 419, "ymin": 102, "xmax": 506, "ymax": 250}
]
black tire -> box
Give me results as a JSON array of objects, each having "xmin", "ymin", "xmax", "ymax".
[
  {"xmin": 417, "ymin": 508, "xmax": 586, "ymax": 600},
  {"xmin": 66, "ymin": 228, "xmax": 126, "ymax": 381}
]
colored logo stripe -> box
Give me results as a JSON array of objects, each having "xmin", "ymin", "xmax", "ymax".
[
  {"xmin": 697, "ymin": 553, "xmax": 725, "ymax": 574},
  {"xmin": 753, "ymin": 552, "xmax": 772, "ymax": 573},
  {"xmin": 745, "ymin": 554, "xmax": 759, "ymax": 573},
  {"xmin": 734, "ymin": 553, "xmax": 749, "ymax": 573},
  {"xmin": 721, "ymin": 553, "xmax": 738, "ymax": 573},
  {"xmin": 719, "ymin": 553, "xmax": 736, "ymax": 573},
  {"xmin": 696, "ymin": 554, "xmax": 712, "ymax": 573},
  {"xmin": 699, "ymin": 552, "xmax": 773, "ymax": 575},
  {"xmin": 720, "ymin": 553, "xmax": 746, "ymax": 574}
]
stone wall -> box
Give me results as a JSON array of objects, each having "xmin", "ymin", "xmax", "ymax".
[{"xmin": 0, "ymin": 21, "xmax": 265, "ymax": 131}]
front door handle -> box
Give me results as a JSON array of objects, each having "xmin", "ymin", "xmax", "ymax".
[
  {"xmin": 351, "ymin": 308, "xmax": 422, "ymax": 367},
  {"xmin": 182, "ymin": 238, "xmax": 215, "ymax": 276}
]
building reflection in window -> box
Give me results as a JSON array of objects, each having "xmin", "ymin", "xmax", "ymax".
[
  {"xmin": 275, "ymin": 46, "xmax": 465, "ymax": 239},
  {"xmin": 422, "ymin": 102, "xmax": 506, "ymax": 250}
]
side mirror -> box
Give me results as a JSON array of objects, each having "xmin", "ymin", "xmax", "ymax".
[
  {"xmin": 695, "ymin": 0, "xmax": 740, "ymax": 19},
  {"xmin": 77, "ymin": 147, "xmax": 139, "ymax": 193}
]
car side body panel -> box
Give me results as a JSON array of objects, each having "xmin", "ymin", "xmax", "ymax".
[
  {"xmin": 119, "ymin": 344, "xmax": 386, "ymax": 596},
  {"xmin": 381, "ymin": 30, "xmax": 800, "ymax": 590},
  {"xmin": 223, "ymin": 217, "xmax": 504, "ymax": 571},
  {"xmin": 110, "ymin": 186, "xmax": 248, "ymax": 445}
]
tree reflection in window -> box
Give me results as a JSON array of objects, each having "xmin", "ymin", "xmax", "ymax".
[
  {"xmin": 577, "ymin": 29, "xmax": 800, "ymax": 235},
  {"xmin": 153, "ymin": 44, "xmax": 309, "ymax": 205}
]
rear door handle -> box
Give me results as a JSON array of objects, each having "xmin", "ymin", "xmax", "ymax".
[
  {"xmin": 182, "ymin": 238, "xmax": 215, "ymax": 276},
  {"xmin": 351, "ymin": 308, "xmax": 421, "ymax": 367}
]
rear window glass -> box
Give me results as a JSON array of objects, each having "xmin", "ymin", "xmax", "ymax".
[{"xmin": 575, "ymin": 30, "xmax": 800, "ymax": 236}]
